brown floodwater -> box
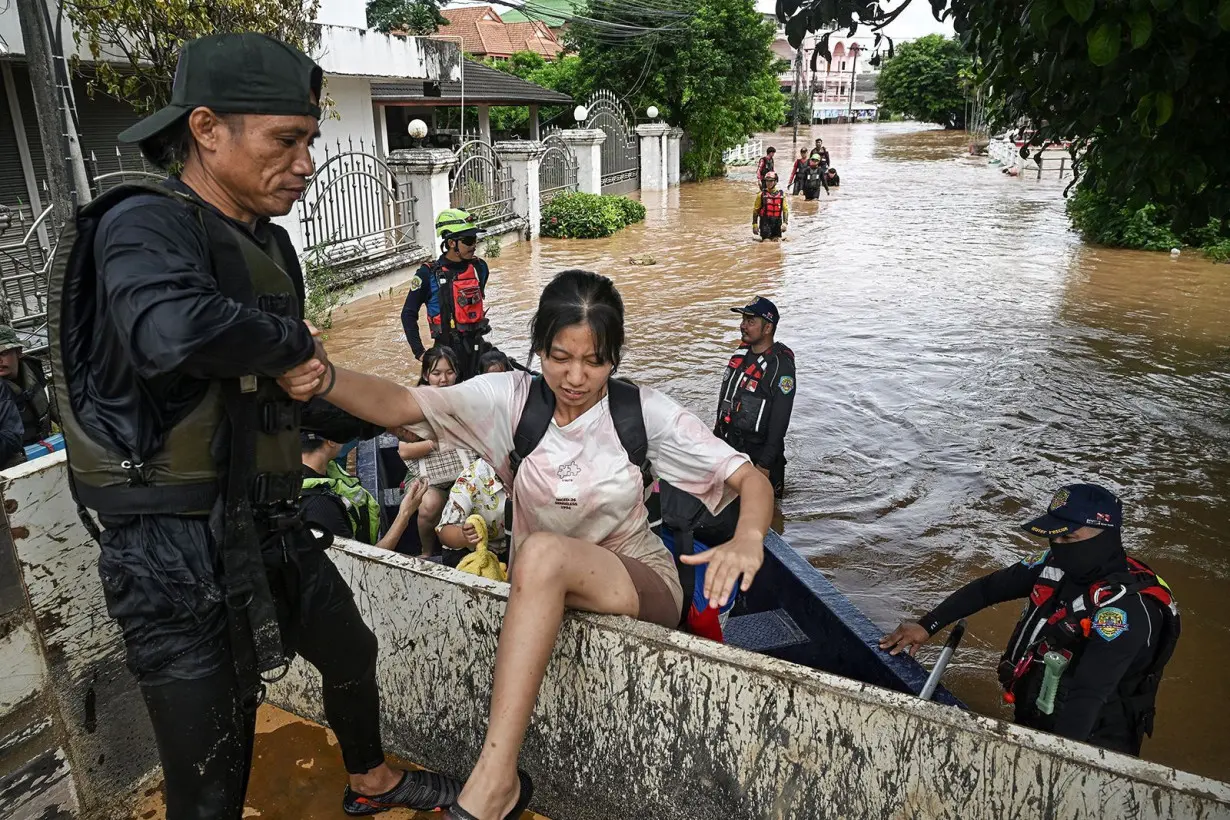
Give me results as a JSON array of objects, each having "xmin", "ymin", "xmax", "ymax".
[{"xmin": 323, "ymin": 122, "xmax": 1230, "ymax": 782}]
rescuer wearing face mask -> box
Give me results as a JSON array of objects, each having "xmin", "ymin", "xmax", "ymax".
[{"xmin": 879, "ymin": 484, "xmax": 1180, "ymax": 756}]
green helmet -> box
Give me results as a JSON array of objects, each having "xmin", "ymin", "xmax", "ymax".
[{"xmin": 435, "ymin": 208, "xmax": 478, "ymax": 239}]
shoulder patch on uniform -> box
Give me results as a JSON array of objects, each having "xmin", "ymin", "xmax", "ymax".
[
  {"xmin": 1021, "ymin": 549, "xmax": 1049, "ymax": 568},
  {"xmin": 778, "ymin": 375, "xmax": 794, "ymax": 394},
  {"xmin": 1092, "ymin": 606, "xmax": 1130, "ymax": 642},
  {"xmin": 409, "ymin": 275, "xmax": 422, "ymax": 290}
]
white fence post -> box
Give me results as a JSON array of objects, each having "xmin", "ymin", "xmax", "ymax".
[
  {"xmin": 494, "ymin": 140, "xmax": 546, "ymax": 238},
  {"xmin": 635, "ymin": 123, "xmax": 671, "ymax": 192},
  {"xmin": 558, "ymin": 129, "xmax": 607, "ymax": 195},
  {"xmin": 667, "ymin": 128, "xmax": 683, "ymax": 187},
  {"xmin": 387, "ymin": 148, "xmax": 458, "ymax": 254}
]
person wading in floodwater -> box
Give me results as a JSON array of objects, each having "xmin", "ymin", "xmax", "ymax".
[
  {"xmin": 752, "ymin": 172, "xmax": 789, "ymax": 240},
  {"xmin": 756, "ymin": 145, "xmax": 776, "ymax": 191},
  {"xmin": 788, "ymin": 147, "xmax": 809, "ymax": 195},
  {"xmin": 46, "ymin": 32, "xmax": 461, "ymax": 818},
  {"xmin": 881, "ymin": 484, "xmax": 1180, "ymax": 757},
  {"xmin": 401, "ymin": 209, "xmax": 493, "ymax": 381}
]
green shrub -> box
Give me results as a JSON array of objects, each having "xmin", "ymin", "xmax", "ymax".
[
  {"xmin": 611, "ymin": 196, "xmax": 646, "ymax": 225},
  {"xmin": 1067, "ymin": 184, "xmax": 1230, "ymax": 259},
  {"xmin": 1205, "ymin": 239, "xmax": 1230, "ymax": 264},
  {"xmin": 302, "ymin": 246, "xmax": 357, "ymax": 330},
  {"xmin": 541, "ymin": 192, "xmax": 626, "ymax": 239}
]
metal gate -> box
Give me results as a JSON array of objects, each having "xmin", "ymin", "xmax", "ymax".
[
  {"xmin": 538, "ymin": 132, "xmax": 579, "ymax": 206},
  {"xmin": 450, "ymin": 141, "xmax": 514, "ymax": 230},
  {"xmin": 300, "ymin": 138, "xmax": 417, "ymax": 266},
  {"xmin": 0, "ymin": 204, "xmax": 56, "ymax": 353},
  {"xmin": 583, "ymin": 90, "xmax": 640, "ymax": 195}
]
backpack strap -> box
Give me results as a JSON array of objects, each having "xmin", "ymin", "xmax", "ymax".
[{"xmin": 607, "ymin": 378, "xmax": 651, "ymax": 486}]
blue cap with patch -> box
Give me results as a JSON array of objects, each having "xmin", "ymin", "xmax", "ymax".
[
  {"xmin": 731, "ymin": 296, "xmax": 779, "ymax": 325},
  {"xmin": 1021, "ymin": 483, "xmax": 1122, "ymax": 537}
]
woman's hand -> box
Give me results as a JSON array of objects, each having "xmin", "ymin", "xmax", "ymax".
[
  {"xmin": 679, "ymin": 529, "xmax": 764, "ymax": 608},
  {"xmin": 398, "ymin": 478, "xmax": 428, "ymax": 517}
]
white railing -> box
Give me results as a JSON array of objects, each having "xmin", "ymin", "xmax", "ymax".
[{"xmin": 722, "ymin": 139, "xmax": 764, "ymax": 167}]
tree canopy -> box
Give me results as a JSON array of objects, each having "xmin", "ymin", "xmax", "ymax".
[
  {"xmin": 366, "ymin": 0, "xmax": 446, "ymax": 35},
  {"xmin": 66, "ymin": 0, "xmax": 321, "ymax": 116},
  {"xmin": 484, "ymin": 52, "xmax": 587, "ymax": 135},
  {"xmin": 571, "ymin": 0, "xmax": 785, "ymax": 179},
  {"xmin": 777, "ymin": 0, "xmax": 1230, "ymax": 230},
  {"xmin": 874, "ymin": 34, "xmax": 970, "ymax": 129}
]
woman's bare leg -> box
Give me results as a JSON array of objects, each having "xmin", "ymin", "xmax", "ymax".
[
  {"xmin": 453, "ymin": 531, "xmax": 641, "ymax": 819},
  {"xmin": 417, "ymin": 487, "xmax": 446, "ymax": 557}
]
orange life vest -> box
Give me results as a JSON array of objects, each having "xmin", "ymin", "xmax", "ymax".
[
  {"xmin": 427, "ymin": 260, "xmax": 487, "ymax": 334},
  {"xmin": 759, "ymin": 191, "xmax": 784, "ymax": 220}
]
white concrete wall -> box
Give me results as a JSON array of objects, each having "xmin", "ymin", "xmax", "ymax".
[
  {"xmin": 1, "ymin": 455, "xmax": 159, "ymax": 819},
  {"xmin": 315, "ymin": 0, "xmax": 367, "ymax": 29},
  {"xmin": 268, "ymin": 538, "xmax": 1230, "ymax": 820}
]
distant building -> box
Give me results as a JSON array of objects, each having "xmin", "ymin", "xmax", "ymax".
[{"xmin": 435, "ymin": 6, "xmax": 564, "ymax": 60}]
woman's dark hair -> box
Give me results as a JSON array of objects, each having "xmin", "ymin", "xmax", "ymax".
[
  {"xmin": 418, "ymin": 344, "xmax": 461, "ymax": 385},
  {"xmin": 530, "ymin": 270, "xmax": 625, "ymax": 370},
  {"xmin": 479, "ymin": 350, "xmax": 511, "ymax": 373}
]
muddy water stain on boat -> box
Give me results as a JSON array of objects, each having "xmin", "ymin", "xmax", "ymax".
[
  {"xmin": 324, "ymin": 122, "xmax": 1230, "ymax": 781},
  {"xmin": 131, "ymin": 707, "xmax": 545, "ymax": 819}
]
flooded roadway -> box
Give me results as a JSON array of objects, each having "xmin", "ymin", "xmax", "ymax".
[{"xmin": 324, "ymin": 122, "xmax": 1230, "ymax": 781}]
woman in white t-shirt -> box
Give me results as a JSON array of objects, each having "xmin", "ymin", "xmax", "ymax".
[{"xmin": 282, "ymin": 270, "xmax": 773, "ymax": 820}]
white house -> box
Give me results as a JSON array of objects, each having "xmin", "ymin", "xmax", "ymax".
[{"xmin": 0, "ymin": 0, "xmax": 458, "ymax": 259}]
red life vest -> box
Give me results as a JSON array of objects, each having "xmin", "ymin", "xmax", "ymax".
[
  {"xmin": 427, "ymin": 260, "xmax": 486, "ymax": 334},
  {"xmin": 759, "ymin": 191, "xmax": 784, "ymax": 220},
  {"xmin": 998, "ymin": 556, "xmax": 1179, "ymax": 701}
]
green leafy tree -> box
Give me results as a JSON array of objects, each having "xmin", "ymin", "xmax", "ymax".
[
  {"xmin": 774, "ymin": 0, "xmax": 1230, "ymax": 233},
  {"xmin": 571, "ymin": 0, "xmax": 785, "ymax": 179},
  {"xmin": 366, "ymin": 0, "xmax": 447, "ymax": 35},
  {"xmin": 66, "ymin": 0, "xmax": 322, "ymax": 115},
  {"xmin": 484, "ymin": 52, "xmax": 587, "ymax": 135},
  {"xmin": 875, "ymin": 35, "xmax": 970, "ymax": 129}
]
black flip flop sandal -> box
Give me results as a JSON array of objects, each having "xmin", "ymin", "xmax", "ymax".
[{"xmin": 447, "ymin": 769, "xmax": 534, "ymax": 820}]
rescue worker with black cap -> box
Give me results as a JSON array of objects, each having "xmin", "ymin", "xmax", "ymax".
[
  {"xmin": 47, "ymin": 33, "xmax": 460, "ymax": 818},
  {"xmin": 401, "ymin": 209, "xmax": 492, "ymax": 381},
  {"xmin": 880, "ymin": 484, "xmax": 1179, "ymax": 756},
  {"xmin": 715, "ymin": 297, "xmax": 796, "ymax": 498},
  {"xmin": 0, "ymin": 324, "xmax": 56, "ymax": 449}
]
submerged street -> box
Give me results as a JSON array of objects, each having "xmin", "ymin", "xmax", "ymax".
[{"xmin": 325, "ymin": 121, "xmax": 1230, "ymax": 780}]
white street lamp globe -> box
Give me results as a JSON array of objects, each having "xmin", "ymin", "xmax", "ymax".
[
  {"xmin": 407, "ymin": 119, "xmax": 429, "ymax": 139},
  {"xmin": 646, "ymin": 105, "xmax": 659, "ymax": 119},
  {"xmin": 573, "ymin": 105, "xmax": 588, "ymax": 122}
]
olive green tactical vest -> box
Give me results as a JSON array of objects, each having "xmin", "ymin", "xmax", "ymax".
[{"xmin": 49, "ymin": 182, "xmax": 304, "ymax": 515}]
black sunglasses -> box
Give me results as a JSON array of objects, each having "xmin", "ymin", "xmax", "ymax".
[{"xmin": 456, "ymin": 234, "xmax": 478, "ymax": 246}]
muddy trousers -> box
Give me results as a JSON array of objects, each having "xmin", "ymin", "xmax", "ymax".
[{"xmin": 135, "ymin": 551, "xmax": 384, "ymax": 820}]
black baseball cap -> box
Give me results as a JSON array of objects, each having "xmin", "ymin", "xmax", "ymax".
[
  {"xmin": 118, "ymin": 33, "xmax": 323, "ymax": 145},
  {"xmin": 731, "ymin": 296, "xmax": 780, "ymax": 325},
  {"xmin": 1021, "ymin": 483, "xmax": 1123, "ymax": 537}
]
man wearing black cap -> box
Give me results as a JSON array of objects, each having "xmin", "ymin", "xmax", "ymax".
[
  {"xmin": 47, "ymin": 33, "xmax": 459, "ymax": 818},
  {"xmin": 715, "ymin": 297, "xmax": 796, "ymax": 498},
  {"xmin": 880, "ymin": 484, "xmax": 1180, "ymax": 756}
]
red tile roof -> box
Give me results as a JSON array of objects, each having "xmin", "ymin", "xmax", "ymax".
[{"xmin": 434, "ymin": 6, "xmax": 562, "ymax": 59}]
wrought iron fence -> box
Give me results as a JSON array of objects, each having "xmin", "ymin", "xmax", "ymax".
[
  {"xmin": 87, "ymin": 146, "xmax": 165, "ymax": 195},
  {"xmin": 583, "ymin": 90, "xmax": 640, "ymax": 195},
  {"xmin": 0, "ymin": 203, "xmax": 57, "ymax": 351},
  {"xmin": 538, "ymin": 133, "xmax": 579, "ymax": 206},
  {"xmin": 450, "ymin": 141, "xmax": 514, "ymax": 230},
  {"xmin": 300, "ymin": 138, "xmax": 418, "ymax": 266}
]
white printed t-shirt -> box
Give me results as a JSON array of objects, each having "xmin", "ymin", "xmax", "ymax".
[{"xmin": 410, "ymin": 371, "xmax": 750, "ymax": 614}]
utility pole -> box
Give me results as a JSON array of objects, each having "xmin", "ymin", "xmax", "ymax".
[
  {"xmin": 15, "ymin": 0, "xmax": 87, "ymax": 224},
  {"xmin": 846, "ymin": 44, "xmax": 860, "ymax": 122},
  {"xmin": 791, "ymin": 47, "xmax": 804, "ymax": 153}
]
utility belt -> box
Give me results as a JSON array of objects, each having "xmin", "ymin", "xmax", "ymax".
[{"xmin": 720, "ymin": 392, "xmax": 770, "ymax": 441}]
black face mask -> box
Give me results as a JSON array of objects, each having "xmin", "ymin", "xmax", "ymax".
[{"xmin": 1048, "ymin": 528, "xmax": 1126, "ymax": 584}]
